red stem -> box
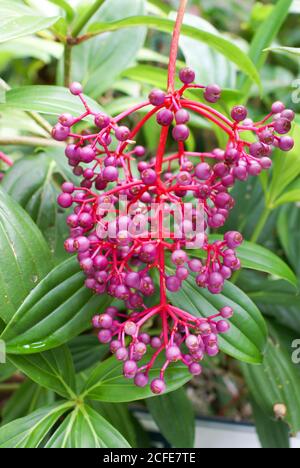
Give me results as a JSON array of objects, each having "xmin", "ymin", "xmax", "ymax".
[
  {"xmin": 167, "ymin": 0, "xmax": 188, "ymax": 93},
  {"xmin": 0, "ymin": 151, "xmax": 13, "ymax": 167}
]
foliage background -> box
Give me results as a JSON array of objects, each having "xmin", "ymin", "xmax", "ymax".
[{"xmin": 0, "ymin": 0, "xmax": 300, "ymax": 449}]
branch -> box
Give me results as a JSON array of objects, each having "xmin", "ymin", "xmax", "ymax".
[{"xmin": 71, "ymin": 0, "xmax": 105, "ymax": 37}]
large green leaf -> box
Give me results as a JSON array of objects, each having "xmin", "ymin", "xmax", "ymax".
[
  {"xmin": 45, "ymin": 404, "xmax": 130, "ymax": 448},
  {"xmin": 8, "ymin": 346, "xmax": 76, "ymax": 399},
  {"xmin": 69, "ymin": 336, "xmax": 109, "ymax": 373},
  {"xmin": 1, "ymin": 86, "xmax": 101, "ymax": 118},
  {"xmin": 267, "ymin": 124, "xmax": 300, "ymax": 205},
  {"xmin": 0, "ymin": 402, "xmax": 73, "ymax": 448},
  {"xmin": 81, "ymin": 355, "xmax": 191, "ymax": 403},
  {"xmin": 241, "ymin": 322, "xmax": 300, "ymax": 433},
  {"xmin": 277, "ymin": 203, "xmax": 300, "ymax": 276},
  {"xmin": 2, "ymin": 380, "xmax": 55, "ymax": 424},
  {"xmin": 0, "ymin": 1, "xmax": 59, "ymax": 44},
  {"xmin": 146, "ymin": 387, "xmax": 195, "ymax": 448},
  {"xmin": 167, "ymin": 271, "xmax": 267, "ymax": 364},
  {"xmin": 239, "ymin": 0, "xmax": 292, "ymax": 95},
  {"xmin": 0, "ymin": 188, "xmax": 52, "ymax": 323},
  {"xmin": 90, "ymin": 401, "xmax": 150, "ymax": 448},
  {"xmin": 192, "ymin": 235, "xmax": 297, "ymax": 287},
  {"xmin": 65, "ymin": 0, "xmax": 146, "ymax": 98},
  {"xmin": 2, "ymin": 149, "xmax": 75, "ymax": 263},
  {"xmin": 1, "ymin": 257, "xmax": 112, "ymax": 354},
  {"xmin": 251, "ymin": 399, "xmax": 290, "ymax": 449},
  {"xmin": 0, "ymin": 36, "xmax": 63, "ymax": 63},
  {"xmin": 87, "ymin": 15, "xmax": 261, "ymax": 88}
]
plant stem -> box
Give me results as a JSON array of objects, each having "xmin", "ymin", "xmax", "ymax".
[
  {"xmin": 167, "ymin": 0, "xmax": 188, "ymax": 92},
  {"xmin": 64, "ymin": 43, "xmax": 73, "ymax": 88},
  {"xmin": 0, "ymin": 383, "xmax": 20, "ymax": 392},
  {"xmin": 26, "ymin": 111, "xmax": 53, "ymax": 136},
  {"xmin": 71, "ymin": 0, "xmax": 105, "ymax": 38},
  {"xmin": 0, "ymin": 151, "xmax": 13, "ymax": 167},
  {"xmin": 250, "ymin": 207, "xmax": 272, "ymax": 243},
  {"xmin": 0, "ymin": 137, "xmax": 64, "ymax": 148}
]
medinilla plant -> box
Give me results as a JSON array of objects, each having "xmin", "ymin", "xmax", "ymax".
[{"xmin": 0, "ymin": 0, "xmax": 299, "ymax": 449}]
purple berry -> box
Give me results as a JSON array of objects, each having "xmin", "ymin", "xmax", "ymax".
[
  {"xmin": 94, "ymin": 112, "xmax": 110, "ymax": 129},
  {"xmin": 175, "ymin": 109, "xmax": 190, "ymax": 124},
  {"xmin": 217, "ymin": 320, "xmax": 230, "ymax": 333},
  {"xmin": 115, "ymin": 126, "xmax": 130, "ymax": 141},
  {"xmin": 103, "ymin": 166, "xmax": 119, "ymax": 182},
  {"xmin": 57, "ymin": 193, "xmax": 73, "ymax": 208},
  {"xmin": 166, "ymin": 276, "xmax": 181, "ymax": 292},
  {"xmin": 172, "ymin": 125, "xmax": 190, "ymax": 142},
  {"xmin": 231, "ymin": 106, "xmax": 248, "ymax": 122},
  {"xmin": 179, "ymin": 67, "xmax": 195, "ymax": 84},
  {"xmin": 123, "ymin": 360, "xmax": 138, "ymax": 379},
  {"xmin": 156, "ymin": 109, "xmax": 174, "ymax": 126},
  {"xmin": 59, "ymin": 113, "xmax": 74, "ymax": 127},
  {"xmin": 125, "ymin": 272, "xmax": 141, "ymax": 289},
  {"xmin": 220, "ymin": 306, "xmax": 233, "ymax": 319},
  {"xmin": 274, "ymin": 118, "xmax": 291, "ymax": 135},
  {"xmin": 149, "ymin": 89, "xmax": 166, "ymax": 106},
  {"xmin": 142, "ymin": 169, "xmax": 157, "ymax": 185},
  {"xmin": 171, "ymin": 250, "xmax": 188, "ymax": 266},
  {"xmin": 279, "ymin": 136, "xmax": 294, "ymax": 151},
  {"xmin": 124, "ymin": 321, "xmax": 137, "ymax": 336},
  {"xmin": 195, "ymin": 162, "xmax": 212, "ymax": 180},
  {"xmin": 134, "ymin": 146, "xmax": 146, "ymax": 157},
  {"xmin": 189, "ymin": 362, "xmax": 202, "ymax": 376},
  {"xmin": 98, "ymin": 329, "xmax": 112, "ymax": 344},
  {"xmin": 70, "ymin": 82, "xmax": 83, "ymax": 95},
  {"xmin": 204, "ymin": 84, "xmax": 221, "ymax": 103},
  {"xmin": 150, "ymin": 378, "xmax": 166, "ymax": 394},
  {"xmin": 281, "ymin": 109, "xmax": 295, "ymax": 122},
  {"xmin": 134, "ymin": 373, "xmax": 149, "ymax": 387},
  {"xmin": 224, "ymin": 231, "xmax": 243, "ymax": 248},
  {"xmin": 272, "ymin": 101, "xmax": 285, "ymax": 114},
  {"xmin": 52, "ymin": 124, "xmax": 69, "ymax": 141}
]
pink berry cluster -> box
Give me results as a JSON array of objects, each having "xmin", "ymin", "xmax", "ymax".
[{"xmin": 53, "ymin": 68, "xmax": 294, "ymax": 394}]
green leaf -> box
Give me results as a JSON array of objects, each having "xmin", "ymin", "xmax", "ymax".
[
  {"xmin": 167, "ymin": 271, "xmax": 267, "ymax": 364},
  {"xmin": 1, "ymin": 257, "xmax": 112, "ymax": 354},
  {"xmin": 267, "ymin": 123, "xmax": 300, "ymax": 205},
  {"xmin": 146, "ymin": 387, "xmax": 195, "ymax": 448},
  {"xmin": 81, "ymin": 355, "xmax": 191, "ymax": 403},
  {"xmin": 0, "ymin": 188, "xmax": 52, "ymax": 323},
  {"xmin": 241, "ymin": 322, "xmax": 300, "ymax": 433},
  {"xmin": 193, "ymin": 235, "xmax": 297, "ymax": 287},
  {"xmin": 178, "ymin": 13, "xmax": 236, "ymax": 89},
  {"xmin": 0, "ymin": 1, "xmax": 60, "ymax": 44},
  {"xmin": 48, "ymin": 0, "xmax": 75, "ymax": 22},
  {"xmin": 2, "ymin": 380, "xmax": 55, "ymax": 424},
  {"xmin": 64, "ymin": 0, "xmax": 146, "ymax": 98},
  {"xmin": 0, "ymin": 402, "xmax": 72, "ymax": 448},
  {"xmin": 45, "ymin": 404, "xmax": 130, "ymax": 448},
  {"xmin": 0, "ymin": 36, "xmax": 63, "ymax": 63},
  {"xmin": 1, "ymin": 86, "xmax": 101, "ymax": 118},
  {"xmin": 277, "ymin": 203, "xmax": 300, "ymax": 276},
  {"xmin": 87, "ymin": 15, "xmax": 261, "ymax": 89},
  {"xmin": 69, "ymin": 336, "xmax": 109, "ymax": 373},
  {"xmin": 274, "ymin": 190, "xmax": 300, "ymax": 207},
  {"xmin": 2, "ymin": 149, "xmax": 75, "ymax": 263},
  {"xmin": 90, "ymin": 401, "xmax": 150, "ymax": 448},
  {"xmin": 251, "ymin": 399, "xmax": 290, "ymax": 449},
  {"xmin": 8, "ymin": 346, "xmax": 77, "ymax": 399},
  {"xmin": 239, "ymin": 0, "xmax": 292, "ymax": 94},
  {"xmin": 0, "ymin": 362, "xmax": 15, "ymax": 383},
  {"xmin": 265, "ymin": 46, "xmax": 300, "ymax": 58}
]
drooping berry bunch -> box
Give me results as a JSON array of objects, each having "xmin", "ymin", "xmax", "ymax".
[{"xmin": 53, "ymin": 5, "xmax": 295, "ymax": 393}]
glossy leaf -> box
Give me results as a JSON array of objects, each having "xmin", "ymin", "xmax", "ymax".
[
  {"xmin": 2, "ymin": 149, "xmax": 76, "ymax": 263},
  {"xmin": 0, "ymin": 36, "xmax": 63, "ymax": 63},
  {"xmin": 69, "ymin": 336, "xmax": 109, "ymax": 373},
  {"xmin": 2, "ymin": 380, "xmax": 55, "ymax": 424},
  {"xmin": 90, "ymin": 401, "xmax": 150, "ymax": 448},
  {"xmin": 0, "ymin": 402, "xmax": 73, "ymax": 448},
  {"xmin": 192, "ymin": 234, "xmax": 297, "ymax": 287},
  {"xmin": 265, "ymin": 46, "xmax": 300, "ymax": 57},
  {"xmin": 146, "ymin": 387, "xmax": 195, "ymax": 448},
  {"xmin": 87, "ymin": 15, "xmax": 261, "ymax": 88},
  {"xmin": 0, "ymin": 189, "xmax": 52, "ymax": 323},
  {"xmin": 64, "ymin": 0, "xmax": 146, "ymax": 98},
  {"xmin": 241, "ymin": 322, "xmax": 300, "ymax": 433},
  {"xmin": 2, "ymin": 257, "xmax": 112, "ymax": 354},
  {"xmin": 48, "ymin": 0, "xmax": 75, "ymax": 21},
  {"xmin": 8, "ymin": 346, "xmax": 77, "ymax": 399},
  {"xmin": 81, "ymin": 355, "xmax": 191, "ymax": 403},
  {"xmin": 0, "ymin": 1, "xmax": 59, "ymax": 44},
  {"xmin": 274, "ymin": 190, "xmax": 300, "ymax": 207},
  {"xmin": 251, "ymin": 399, "xmax": 290, "ymax": 449},
  {"xmin": 45, "ymin": 404, "xmax": 130, "ymax": 448},
  {"xmin": 167, "ymin": 270, "xmax": 267, "ymax": 364},
  {"xmin": 2, "ymin": 86, "xmax": 101, "ymax": 118}
]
